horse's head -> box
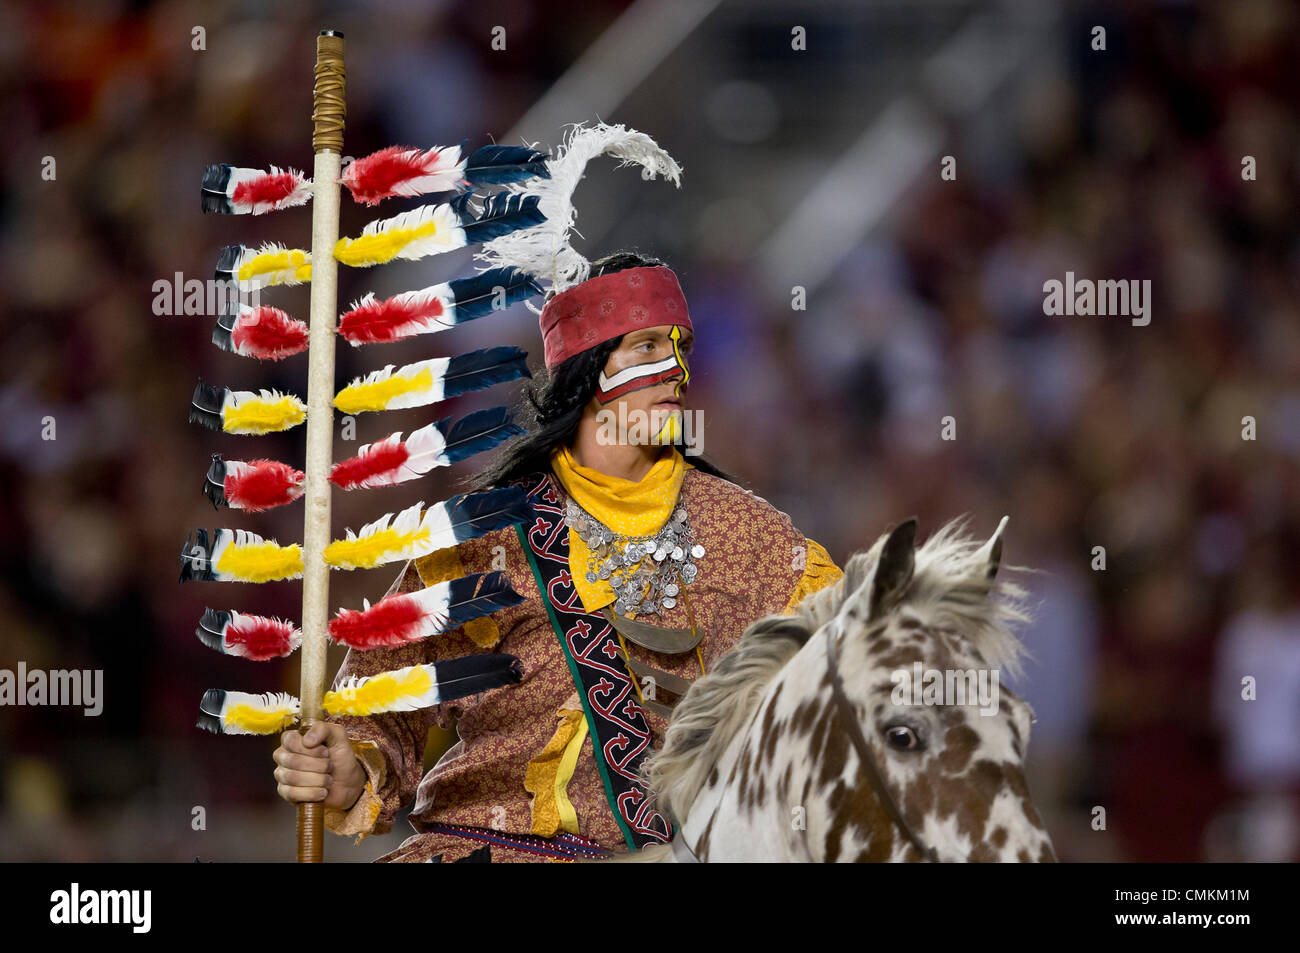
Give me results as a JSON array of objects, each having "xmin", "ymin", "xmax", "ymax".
[{"xmin": 805, "ymin": 516, "xmax": 1056, "ymax": 862}]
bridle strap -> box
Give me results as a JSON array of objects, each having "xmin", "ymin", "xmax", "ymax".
[
  {"xmin": 825, "ymin": 626, "xmax": 939, "ymax": 863},
  {"xmin": 670, "ymin": 830, "xmax": 700, "ymax": 863}
]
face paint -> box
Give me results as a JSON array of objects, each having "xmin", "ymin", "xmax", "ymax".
[
  {"xmin": 653, "ymin": 409, "xmax": 683, "ymax": 444},
  {"xmin": 653, "ymin": 326, "xmax": 690, "ymax": 443},
  {"xmin": 595, "ymin": 325, "xmax": 690, "ymax": 405}
]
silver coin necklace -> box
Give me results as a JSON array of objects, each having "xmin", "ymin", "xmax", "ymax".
[{"xmin": 563, "ymin": 497, "xmax": 705, "ymax": 618}]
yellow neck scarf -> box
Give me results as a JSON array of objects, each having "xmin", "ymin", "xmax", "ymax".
[{"xmin": 549, "ymin": 443, "xmax": 693, "ymax": 613}]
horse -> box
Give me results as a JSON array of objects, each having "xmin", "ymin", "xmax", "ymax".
[{"xmin": 628, "ymin": 516, "xmax": 1057, "ymax": 862}]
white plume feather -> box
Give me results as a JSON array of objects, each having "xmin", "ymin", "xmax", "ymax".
[{"xmin": 474, "ymin": 122, "xmax": 682, "ymax": 304}]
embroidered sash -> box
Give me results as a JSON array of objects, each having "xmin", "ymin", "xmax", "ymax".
[{"xmin": 514, "ymin": 472, "xmax": 673, "ymax": 850}]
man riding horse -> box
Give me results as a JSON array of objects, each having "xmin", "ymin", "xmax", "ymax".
[{"xmin": 270, "ymin": 124, "xmax": 843, "ymax": 861}]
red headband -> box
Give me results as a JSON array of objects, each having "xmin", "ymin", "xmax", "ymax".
[{"xmin": 538, "ymin": 265, "xmax": 692, "ymax": 368}]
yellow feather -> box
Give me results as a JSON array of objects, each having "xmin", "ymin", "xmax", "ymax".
[
  {"xmin": 225, "ymin": 702, "xmax": 298, "ymax": 734},
  {"xmin": 334, "ymin": 219, "xmax": 442, "ymax": 268},
  {"xmin": 323, "ymin": 527, "xmax": 430, "ymax": 570},
  {"xmin": 223, "ymin": 395, "xmax": 307, "ymax": 434},
  {"xmin": 217, "ymin": 541, "xmax": 304, "ymax": 582},
  {"xmin": 237, "ymin": 247, "xmax": 312, "ymax": 286},
  {"xmin": 324, "ymin": 666, "xmax": 433, "ymax": 717},
  {"xmin": 334, "ymin": 367, "xmax": 433, "ymax": 415}
]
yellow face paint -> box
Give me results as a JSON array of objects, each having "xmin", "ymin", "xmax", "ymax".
[
  {"xmin": 653, "ymin": 410, "xmax": 683, "ymax": 444},
  {"xmin": 653, "ymin": 325, "xmax": 690, "ymax": 443}
]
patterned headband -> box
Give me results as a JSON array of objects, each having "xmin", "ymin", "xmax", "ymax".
[{"xmin": 538, "ymin": 265, "xmax": 692, "ymax": 368}]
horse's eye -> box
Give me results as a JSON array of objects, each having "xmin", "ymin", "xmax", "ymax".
[{"xmin": 884, "ymin": 725, "xmax": 920, "ymax": 751}]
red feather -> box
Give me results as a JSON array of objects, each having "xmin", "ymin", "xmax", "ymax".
[
  {"xmin": 226, "ymin": 614, "xmax": 300, "ymax": 660},
  {"xmin": 225, "ymin": 459, "xmax": 306, "ymax": 511},
  {"xmin": 231, "ymin": 306, "xmax": 310, "ymax": 359},
  {"xmin": 329, "ymin": 435, "xmax": 410, "ymax": 489},
  {"xmin": 328, "ymin": 592, "xmax": 438, "ymax": 649},
  {"xmin": 338, "ymin": 292, "xmax": 447, "ymax": 345},
  {"xmin": 232, "ymin": 171, "xmax": 307, "ymax": 211},
  {"xmin": 341, "ymin": 145, "xmax": 465, "ymax": 205}
]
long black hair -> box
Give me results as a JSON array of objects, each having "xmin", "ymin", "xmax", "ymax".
[{"xmin": 464, "ymin": 251, "xmax": 738, "ymax": 492}]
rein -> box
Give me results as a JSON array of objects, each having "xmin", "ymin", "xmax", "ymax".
[{"xmin": 825, "ymin": 624, "xmax": 939, "ymax": 862}]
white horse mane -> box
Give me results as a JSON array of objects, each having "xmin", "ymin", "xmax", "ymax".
[{"xmin": 643, "ymin": 516, "xmax": 1033, "ymax": 823}]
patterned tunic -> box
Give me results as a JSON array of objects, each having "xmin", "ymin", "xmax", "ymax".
[{"xmin": 323, "ymin": 466, "xmax": 841, "ymax": 862}]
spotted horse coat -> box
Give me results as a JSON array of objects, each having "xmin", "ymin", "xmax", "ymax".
[{"xmin": 633, "ymin": 516, "xmax": 1058, "ymax": 863}]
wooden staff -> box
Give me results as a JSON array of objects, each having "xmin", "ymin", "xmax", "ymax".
[{"xmin": 297, "ymin": 29, "xmax": 345, "ymax": 864}]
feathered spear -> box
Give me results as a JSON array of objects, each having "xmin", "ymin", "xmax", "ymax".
[{"xmin": 190, "ymin": 32, "xmax": 552, "ymax": 864}]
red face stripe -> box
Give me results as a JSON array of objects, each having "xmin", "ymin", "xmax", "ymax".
[{"xmin": 596, "ymin": 365, "xmax": 683, "ymax": 404}]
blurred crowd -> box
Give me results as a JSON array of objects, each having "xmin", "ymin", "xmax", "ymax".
[{"xmin": 1, "ymin": 0, "xmax": 1297, "ymax": 861}]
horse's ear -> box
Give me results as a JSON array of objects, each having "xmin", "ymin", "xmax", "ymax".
[
  {"xmin": 869, "ymin": 517, "xmax": 917, "ymax": 620},
  {"xmin": 976, "ymin": 515, "xmax": 1009, "ymax": 580}
]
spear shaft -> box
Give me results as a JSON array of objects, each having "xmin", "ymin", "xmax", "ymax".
[{"xmin": 297, "ymin": 29, "xmax": 346, "ymax": 864}]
